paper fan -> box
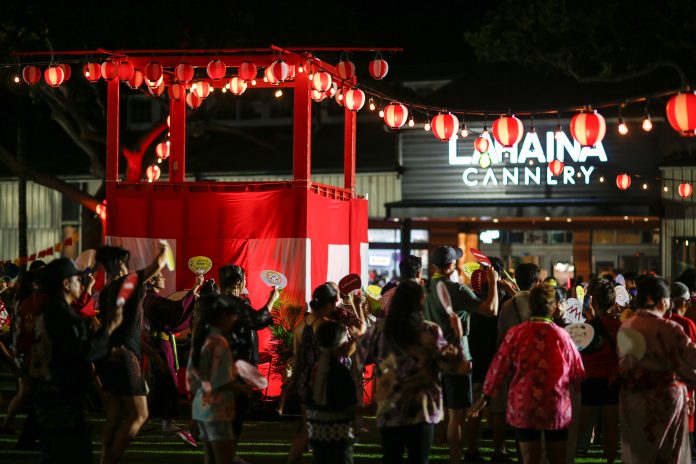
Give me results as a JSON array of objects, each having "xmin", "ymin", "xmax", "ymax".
[
  {"xmin": 187, "ymin": 256, "xmax": 212, "ymax": 275},
  {"xmin": 160, "ymin": 240, "xmax": 175, "ymax": 271},
  {"xmin": 565, "ymin": 322, "xmax": 595, "ymax": 351},
  {"xmin": 436, "ymin": 281, "xmax": 454, "ymax": 315},
  {"xmin": 260, "ymin": 270, "xmax": 288, "ymax": 289},
  {"xmin": 74, "ymin": 249, "xmax": 96, "ymax": 272},
  {"xmin": 463, "ymin": 262, "xmax": 480, "ymax": 278},
  {"xmin": 617, "ymin": 327, "xmax": 647, "ymax": 360},
  {"xmin": 235, "ymin": 359, "xmax": 268, "ymax": 389},
  {"xmin": 615, "ymin": 285, "xmax": 630, "ymax": 307}
]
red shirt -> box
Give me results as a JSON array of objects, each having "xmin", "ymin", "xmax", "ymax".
[
  {"xmin": 484, "ymin": 320, "xmax": 585, "ymax": 430},
  {"xmin": 581, "ymin": 315, "xmax": 621, "ymax": 379}
]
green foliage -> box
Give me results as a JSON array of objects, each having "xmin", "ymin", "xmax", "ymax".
[
  {"xmin": 268, "ymin": 296, "xmax": 306, "ymax": 380},
  {"xmin": 465, "ymin": 0, "xmax": 696, "ymax": 84}
]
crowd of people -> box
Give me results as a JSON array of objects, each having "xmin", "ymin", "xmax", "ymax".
[{"xmin": 2, "ymin": 243, "xmax": 696, "ymax": 464}]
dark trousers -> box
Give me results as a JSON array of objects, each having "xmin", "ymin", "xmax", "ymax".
[
  {"xmin": 380, "ymin": 423, "xmax": 435, "ymax": 464},
  {"xmin": 39, "ymin": 420, "xmax": 92, "ymax": 464},
  {"xmin": 233, "ymin": 390, "xmax": 250, "ymax": 436},
  {"xmin": 148, "ymin": 370, "xmax": 178, "ymax": 420},
  {"xmin": 311, "ymin": 440, "xmax": 354, "ymax": 464}
]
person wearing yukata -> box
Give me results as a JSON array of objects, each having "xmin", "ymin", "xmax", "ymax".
[
  {"xmin": 469, "ymin": 284, "xmax": 585, "ymax": 464},
  {"xmin": 142, "ymin": 271, "xmax": 204, "ymax": 445},
  {"xmin": 618, "ymin": 275, "xmax": 696, "ymax": 463}
]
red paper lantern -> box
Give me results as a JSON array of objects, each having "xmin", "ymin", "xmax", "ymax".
[
  {"xmin": 58, "ymin": 63, "xmax": 71, "ymax": 81},
  {"xmin": 679, "ymin": 183, "xmax": 693, "ymax": 198},
  {"xmin": 239, "ymin": 62, "xmax": 257, "ymax": 81},
  {"xmin": 146, "ymin": 165, "xmax": 161, "ymax": 182},
  {"xmin": 168, "ymin": 83, "xmax": 186, "ymax": 101},
  {"xmin": 100, "ymin": 60, "xmax": 118, "ymax": 80},
  {"xmin": 83, "ymin": 62, "xmax": 101, "ymax": 82},
  {"xmin": 268, "ymin": 60, "xmax": 289, "ymax": 84},
  {"xmin": 312, "ymin": 71, "xmax": 332, "ymax": 92},
  {"xmin": 229, "ymin": 76, "xmax": 247, "ymax": 95},
  {"xmin": 570, "ymin": 110, "xmax": 606, "ymax": 147},
  {"xmin": 286, "ymin": 64, "xmax": 295, "ymax": 80},
  {"xmin": 43, "ymin": 66, "xmax": 65, "ymax": 87},
  {"xmin": 335, "ymin": 88, "xmax": 344, "ymax": 106},
  {"xmin": 369, "ymin": 58, "xmax": 389, "ymax": 80},
  {"xmin": 144, "ymin": 62, "xmax": 163, "ymax": 86},
  {"xmin": 127, "ymin": 70, "xmax": 144, "ymax": 89},
  {"xmin": 147, "ymin": 80, "xmax": 166, "ymax": 96},
  {"xmin": 666, "ymin": 92, "xmax": 696, "ymax": 136},
  {"xmin": 474, "ymin": 136, "xmax": 489, "ymax": 153},
  {"xmin": 155, "ymin": 142, "xmax": 169, "ymax": 159},
  {"xmin": 492, "ymin": 115, "xmax": 524, "ymax": 147},
  {"xmin": 186, "ymin": 92, "xmax": 203, "ymax": 109},
  {"xmin": 431, "ymin": 113, "xmax": 459, "ymax": 142},
  {"xmin": 326, "ymin": 82, "xmax": 338, "ymax": 98},
  {"xmin": 337, "ymin": 60, "xmax": 355, "ymax": 80},
  {"xmin": 383, "ymin": 103, "xmax": 409, "ymax": 129},
  {"xmin": 548, "ymin": 160, "xmax": 564, "ymax": 176},
  {"xmin": 207, "ymin": 60, "xmax": 226, "ymax": 80},
  {"xmin": 616, "ymin": 173, "xmax": 631, "ymax": 191},
  {"xmin": 344, "ymin": 89, "xmax": 365, "ymax": 112},
  {"xmin": 117, "ymin": 61, "xmax": 135, "ymax": 81},
  {"xmin": 311, "ymin": 89, "xmax": 326, "ymax": 102},
  {"xmin": 174, "ymin": 63, "xmax": 195, "ymax": 83},
  {"xmin": 22, "ymin": 65, "xmax": 41, "ymax": 85},
  {"xmin": 193, "ymin": 81, "xmax": 211, "ymax": 98},
  {"xmin": 96, "ymin": 201, "xmax": 107, "ymax": 221}
]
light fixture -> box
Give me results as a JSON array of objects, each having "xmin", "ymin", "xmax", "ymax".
[
  {"xmin": 544, "ymin": 216, "xmax": 551, "ymax": 221},
  {"xmin": 663, "ymin": 185, "xmax": 669, "ymax": 192},
  {"xmin": 13, "ymin": 74, "xmax": 20, "ymax": 83},
  {"xmin": 528, "ymin": 160, "xmax": 534, "ymax": 166},
  {"xmin": 566, "ymin": 218, "xmax": 572, "ymax": 223},
  {"xmin": 599, "ymin": 176, "xmax": 605, "ymax": 182},
  {"xmin": 368, "ymin": 98, "xmax": 376, "ymax": 111},
  {"xmin": 251, "ymin": 79, "xmax": 257, "ymax": 85},
  {"xmin": 378, "ymin": 108, "xmax": 385, "ymax": 118},
  {"xmin": 618, "ymin": 105, "xmax": 628, "ymax": 135},
  {"xmin": 461, "ymin": 124, "xmax": 469, "ymax": 138},
  {"xmin": 493, "ymin": 218, "xmax": 499, "ymax": 223},
  {"xmin": 297, "ymin": 65, "xmax": 304, "ymax": 73},
  {"xmin": 275, "ymin": 89, "xmax": 283, "ymax": 97},
  {"xmin": 554, "ymin": 112, "xmax": 563, "ymax": 139},
  {"xmin": 624, "ymin": 216, "xmax": 629, "ymax": 220},
  {"xmin": 424, "ymin": 121, "xmax": 431, "ymax": 131},
  {"xmin": 642, "ymin": 113, "xmax": 653, "ymax": 132},
  {"xmin": 642, "ymin": 183, "xmax": 648, "ymax": 190},
  {"xmin": 408, "ymin": 110, "xmax": 415, "ymax": 127}
]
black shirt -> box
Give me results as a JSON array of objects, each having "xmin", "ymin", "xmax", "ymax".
[
  {"xmin": 226, "ymin": 296, "xmax": 273, "ymax": 365},
  {"xmin": 99, "ymin": 270, "xmax": 146, "ymax": 356}
]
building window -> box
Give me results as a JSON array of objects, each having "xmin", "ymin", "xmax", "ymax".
[{"xmin": 367, "ymin": 228, "xmax": 429, "ymax": 285}]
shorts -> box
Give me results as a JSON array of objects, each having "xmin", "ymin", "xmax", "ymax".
[
  {"xmin": 442, "ymin": 373, "xmax": 472, "ymax": 409},
  {"xmin": 97, "ymin": 348, "xmax": 147, "ymax": 396},
  {"xmin": 197, "ymin": 420, "xmax": 235, "ymax": 442},
  {"xmin": 515, "ymin": 427, "xmax": 568, "ymax": 442},
  {"xmin": 580, "ymin": 377, "xmax": 619, "ymax": 406}
]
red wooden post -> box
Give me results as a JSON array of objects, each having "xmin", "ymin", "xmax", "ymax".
[
  {"xmin": 169, "ymin": 95, "xmax": 186, "ymax": 182},
  {"xmin": 293, "ymin": 57, "xmax": 312, "ymax": 181},
  {"xmin": 106, "ymin": 78, "xmax": 120, "ymax": 183},
  {"xmin": 344, "ymin": 100, "xmax": 357, "ymax": 195}
]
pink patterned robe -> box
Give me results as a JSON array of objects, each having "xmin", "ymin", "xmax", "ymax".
[
  {"xmin": 483, "ymin": 320, "xmax": 585, "ymax": 430},
  {"xmin": 619, "ymin": 309, "xmax": 696, "ymax": 464}
]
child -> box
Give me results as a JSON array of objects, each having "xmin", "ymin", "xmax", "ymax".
[
  {"xmin": 188, "ymin": 294, "xmax": 246, "ymax": 464},
  {"xmin": 306, "ymin": 320, "xmax": 358, "ymax": 464}
]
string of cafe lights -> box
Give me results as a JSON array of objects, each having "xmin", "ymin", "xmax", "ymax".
[{"xmin": 6, "ymin": 48, "xmax": 696, "ymax": 196}]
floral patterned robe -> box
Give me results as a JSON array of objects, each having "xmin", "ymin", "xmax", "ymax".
[
  {"xmin": 619, "ymin": 309, "xmax": 696, "ymax": 464},
  {"xmin": 483, "ymin": 320, "xmax": 585, "ymax": 430}
]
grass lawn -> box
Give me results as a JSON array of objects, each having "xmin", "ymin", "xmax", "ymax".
[{"xmin": 0, "ymin": 413, "xmax": 618, "ymax": 463}]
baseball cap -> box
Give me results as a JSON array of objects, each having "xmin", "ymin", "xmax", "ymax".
[
  {"xmin": 431, "ymin": 246, "xmax": 463, "ymax": 268},
  {"xmin": 670, "ymin": 282, "xmax": 690, "ymax": 300},
  {"xmin": 43, "ymin": 258, "xmax": 86, "ymax": 290}
]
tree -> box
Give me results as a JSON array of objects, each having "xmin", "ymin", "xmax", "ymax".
[{"xmin": 465, "ymin": 0, "xmax": 696, "ymax": 86}]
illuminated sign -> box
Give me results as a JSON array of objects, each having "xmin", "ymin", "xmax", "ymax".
[
  {"xmin": 368, "ymin": 255, "xmax": 391, "ymax": 266},
  {"xmin": 449, "ymin": 131, "xmax": 607, "ymax": 187}
]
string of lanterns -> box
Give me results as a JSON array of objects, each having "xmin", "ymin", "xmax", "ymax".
[{"xmin": 9, "ymin": 52, "xmax": 696, "ymax": 192}]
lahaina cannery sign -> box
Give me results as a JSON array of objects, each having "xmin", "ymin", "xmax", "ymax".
[{"xmin": 449, "ymin": 130, "xmax": 607, "ymax": 187}]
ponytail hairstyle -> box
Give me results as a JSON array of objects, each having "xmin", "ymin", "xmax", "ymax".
[
  {"xmin": 529, "ymin": 284, "xmax": 557, "ymax": 318},
  {"xmin": 384, "ymin": 280, "xmax": 424, "ymax": 353},
  {"xmin": 218, "ymin": 265, "xmax": 245, "ymax": 294},
  {"xmin": 190, "ymin": 294, "xmax": 241, "ymax": 370},
  {"xmin": 95, "ymin": 245, "xmax": 130, "ymax": 278},
  {"xmin": 309, "ymin": 283, "xmax": 338, "ymax": 313}
]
